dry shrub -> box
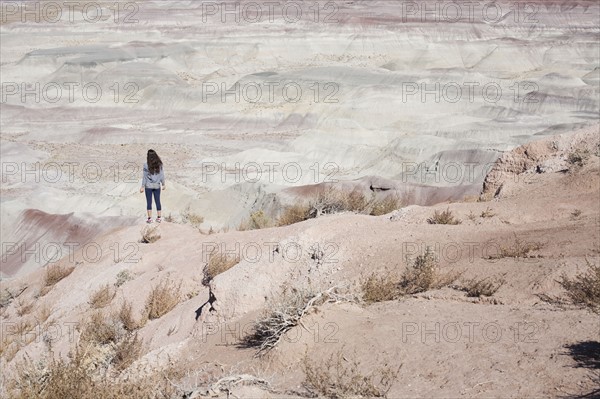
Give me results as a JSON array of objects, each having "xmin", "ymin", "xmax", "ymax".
[
  {"xmin": 181, "ymin": 206, "xmax": 204, "ymax": 227},
  {"xmin": 361, "ymin": 269, "xmax": 402, "ymax": 303},
  {"xmin": 277, "ymin": 203, "xmax": 312, "ymax": 226},
  {"xmin": 8, "ymin": 350, "xmax": 179, "ymax": 399},
  {"xmin": 399, "ymin": 248, "xmax": 461, "ymax": 295},
  {"xmin": 36, "ymin": 303, "xmax": 52, "ymax": 324},
  {"xmin": 44, "ymin": 264, "xmax": 74, "ymax": 287},
  {"xmin": 559, "ymin": 258, "xmax": 600, "ymax": 313},
  {"xmin": 12, "ymin": 319, "xmax": 34, "ymax": 340},
  {"xmin": 308, "ymin": 188, "xmax": 366, "ymax": 217},
  {"xmin": 79, "ymin": 311, "xmax": 121, "ymax": 346},
  {"xmin": 116, "ymin": 301, "xmax": 139, "ymax": 332},
  {"xmin": 370, "ymin": 195, "xmax": 403, "ymax": 216},
  {"xmin": 15, "ymin": 298, "xmax": 34, "ymax": 317},
  {"xmin": 480, "ymin": 207, "xmax": 496, "ymax": 218},
  {"xmin": 570, "ymin": 209, "xmax": 583, "ymax": 220},
  {"xmin": 458, "ymin": 276, "xmax": 506, "ymax": 297},
  {"xmin": 76, "ymin": 310, "xmax": 144, "ymax": 373},
  {"xmin": 567, "ymin": 148, "xmax": 590, "ymax": 167},
  {"xmin": 114, "ymin": 270, "xmax": 134, "ymax": 287},
  {"xmin": 238, "ymin": 210, "xmax": 273, "ymax": 231},
  {"xmin": 361, "ymin": 249, "xmax": 460, "ymax": 303},
  {"xmin": 303, "ymin": 349, "xmax": 399, "ymax": 398},
  {"xmin": 242, "ymin": 288, "xmax": 346, "ymax": 356},
  {"xmin": 202, "ymin": 251, "xmax": 240, "ymax": 286},
  {"xmin": 112, "ymin": 332, "xmax": 143, "ymax": 371},
  {"xmin": 140, "ymin": 225, "xmax": 161, "ymax": 244},
  {"xmin": 427, "ymin": 208, "xmax": 461, "ymax": 225},
  {"xmin": 345, "ymin": 189, "xmax": 371, "ymax": 213},
  {"xmin": 144, "ymin": 279, "xmax": 182, "ymax": 320},
  {"xmin": 88, "ymin": 284, "xmax": 115, "ymax": 309},
  {"xmin": 2, "ymin": 340, "xmax": 20, "ymax": 362},
  {"xmin": 487, "ymin": 233, "xmax": 545, "ymax": 259}
]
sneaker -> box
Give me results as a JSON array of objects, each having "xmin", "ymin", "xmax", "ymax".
[
  {"xmin": 146, "ymin": 217, "xmax": 153, "ymax": 224},
  {"xmin": 156, "ymin": 216, "xmax": 162, "ymax": 223}
]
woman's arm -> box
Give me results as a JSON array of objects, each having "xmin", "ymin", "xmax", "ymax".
[
  {"xmin": 141, "ymin": 163, "xmax": 148, "ymax": 188},
  {"xmin": 160, "ymin": 166, "xmax": 166, "ymax": 188}
]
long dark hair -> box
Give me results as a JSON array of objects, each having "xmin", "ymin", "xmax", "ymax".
[{"xmin": 147, "ymin": 149, "xmax": 163, "ymax": 175}]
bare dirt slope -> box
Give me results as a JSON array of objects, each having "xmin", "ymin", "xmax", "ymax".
[{"xmin": 0, "ymin": 128, "xmax": 598, "ymax": 398}]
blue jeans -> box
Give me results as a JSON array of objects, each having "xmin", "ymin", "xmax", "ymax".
[{"xmin": 145, "ymin": 188, "xmax": 162, "ymax": 211}]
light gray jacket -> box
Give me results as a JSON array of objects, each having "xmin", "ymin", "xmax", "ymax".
[{"xmin": 141, "ymin": 163, "xmax": 165, "ymax": 189}]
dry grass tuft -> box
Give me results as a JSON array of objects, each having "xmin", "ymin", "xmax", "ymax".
[
  {"xmin": 480, "ymin": 207, "xmax": 496, "ymax": 218},
  {"xmin": 36, "ymin": 303, "xmax": 52, "ymax": 324},
  {"xmin": 202, "ymin": 251, "xmax": 240, "ymax": 286},
  {"xmin": 458, "ymin": 276, "xmax": 506, "ymax": 297},
  {"xmin": 277, "ymin": 204, "xmax": 312, "ymax": 226},
  {"xmin": 181, "ymin": 206, "xmax": 204, "ymax": 227},
  {"xmin": 112, "ymin": 332, "xmax": 143, "ymax": 371},
  {"xmin": 140, "ymin": 225, "xmax": 161, "ymax": 244},
  {"xmin": 559, "ymin": 258, "xmax": 600, "ymax": 313},
  {"xmin": 15, "ymin": 298, "xmax": 34, "ymax": 317},
  {"xmin": 370, "ymin": 194, "xmax": 404, "ymax": 216},
  {"xmin": 487, "ymin": 233, "xmax": 544, "ymax": 259},
  {"xmin": 143, "ymin": 279, "xmax": 182, "ymax": 320},
  {"xmin": 116, "ymin": 301, "xmax": 139, "ymax": 332},
  {"xmin": 88, "ymin": 284, "xmax": 116, "ymax": 309},
  {"xmin": 427, "ymin": 208, "xmax": 461, "ymax": 225},
  {"xmin": 399, "ymin": 248, "xmax": 461, "ymax": 295},
  {"xmin": 79, "ymin": 311, "xmax": 121, "ymax": 346},
  {"xmin": 44, "ymin": 264, "xmax": 75, "ymax": 287},
  {"xmin": 239, "ymin": 210, "xmax": 273, "ymax": 231},
  {"xmin": 303, "ymin": 348, "xmax": 400, "ymax": 398},
  {"xmin": 361, "ymin": 269, "xmax": 402, "ymax": 303}
]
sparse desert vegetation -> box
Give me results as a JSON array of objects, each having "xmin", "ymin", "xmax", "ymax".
[
  {"xmin": 567, "ymin": 148, "xmax": 590, "ymax": 167},
  {"xmin": 202, "ymin": 250, "xmax": 240, "ymax": 286},
  {"xmin": 239, "ymin": 210, "xmax": 273, "ymax": 231},
  {"xmin": 114, "ymin": 270, "xmax": 134, "ymax": 287},
  {"xmin": 242, "ymin": 287, "xmax": 349, "ymax": 356},
  {"xmin": 248, "ymin": 189, "xmax": 403, "ymax": 230},
  {"xmin": 8, "ymin": 349, "xmax": 178, "ymax": 399},
  {"xmin": 361, "ymin": 268, "xmax": 402, "ymax": 303},
  {"xmin": 88, "ymin": 284, "xmax": 116, "ymax": 309},
  {"xmin": 277, "ymin": 203, "xmax": 312, "ymax": 226},
  {"xmin": 303, "ymin": 349, "xmax": 400, "ymax": 398},
  {"xmin": 457, "ymin": 276, "xmax": 506, "ymax": 297},
  {"xmin": 427, "ymin": 208, "xmax": 462, "ymax": 225},
  {"xmin": 486, "ymin": 233, "xmax": 545, "ymax": 259},
  {"xmin": 361, "ymin": 248, "xmax": 462, "ymax": 302},
  {"xmin": 180, "ymin": 206, "xmax": 204, "ymax": 227},
  {"xmin": 480, "ymin": 207, "xmax": 496, "ymax": 218},
  {"xmin": 143, "ymin": 279, "xmax": 182, "ymax": 320},
  {"xmin": 116, "ymin": 300, "xmax": 140, "ymax": 331},
  {"xmin": 559, "ymin": 258, "xmax": 600, "ymax": 313},
  {"xmin": 398, "ymin": 247, "xmax": 461, "ymax": 295},
  {"xmin": 43, "ymin": 264, "xmax": 75, "ymax": 288}
]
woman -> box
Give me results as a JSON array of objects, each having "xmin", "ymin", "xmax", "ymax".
[{"xmin": 140, "ymin": 149, "xmax": 166, "ymax": 223}]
